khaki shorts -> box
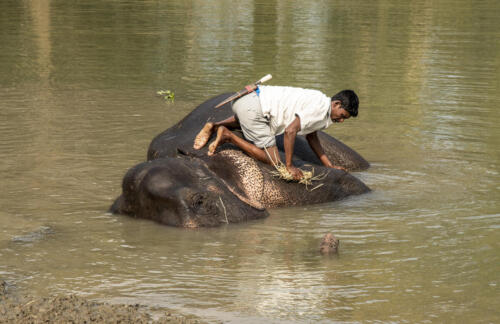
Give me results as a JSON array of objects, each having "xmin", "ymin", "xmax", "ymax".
[{"xmin": 232, "ymin": 92, "xmax": 276, "ymax": 148}]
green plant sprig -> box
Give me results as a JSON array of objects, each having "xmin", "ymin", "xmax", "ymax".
[{"xmin": 157, "ymin": 89, "xmax": 175, "ymax": 103}]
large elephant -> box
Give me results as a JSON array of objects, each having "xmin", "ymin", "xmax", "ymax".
[{"xmin": 110, "ymin": 93, "xmax": 370, "ymax": 227}]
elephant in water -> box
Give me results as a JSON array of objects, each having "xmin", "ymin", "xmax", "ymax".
[{"xmin": 110, "ymin": 93, "xmax": 370, "ymax": 227}]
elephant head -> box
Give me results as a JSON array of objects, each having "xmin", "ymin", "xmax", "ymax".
[{"xmin": 109, "ymin": 156, "xmax": 268, "ymax": 227}]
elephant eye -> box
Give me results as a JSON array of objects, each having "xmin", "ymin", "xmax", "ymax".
[
  {"xmin": 191, "ymin": 194, "xmax": 204, "ymax": 208},
  {"xmin": 187, "ymin": 192, "xmax": 217, "ymax": 215},
  {"xmin": 188, "ymin": 192, "xmax": 206, "ymax": 211}
]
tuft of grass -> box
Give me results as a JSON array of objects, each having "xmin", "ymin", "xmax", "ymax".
[
  {"xmin": 264, "ymin": 148, "xmax": 328, "ymax": 190},
  {"xmin": 156, "ymin": 89, "xmax": 175, "ymax": 103}
]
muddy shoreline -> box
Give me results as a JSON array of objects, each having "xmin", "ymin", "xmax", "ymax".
[{"xmin": 0, "ymin": 280, "xmax": 212, "ymax": 324}]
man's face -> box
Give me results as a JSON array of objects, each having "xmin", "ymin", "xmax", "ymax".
[{"xmin": 330, "ymin": 100, "xmax": 351, "ymax": 123}]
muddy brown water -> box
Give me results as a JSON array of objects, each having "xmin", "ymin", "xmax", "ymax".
[{"xmin": 1, "ymin": 0, "xmax": 499, "ymax": 323}]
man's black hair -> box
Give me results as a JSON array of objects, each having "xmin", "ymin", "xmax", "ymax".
[{"xmin": 331, "ymin": 90, "xmax": 359, "ymax": 117}]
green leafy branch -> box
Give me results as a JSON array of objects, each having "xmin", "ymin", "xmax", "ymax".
[{"xmin": 156, "ymin": 89, "xmax": 175, "ymax": 103}]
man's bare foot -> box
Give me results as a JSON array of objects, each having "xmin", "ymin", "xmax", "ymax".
[
  {"xmin": 208, "ymin": 126, "xmax": 229, "ymax": 156},
  {"xmin": 193, "ymin": 122, "xmax": 214, "ymax": 149}
]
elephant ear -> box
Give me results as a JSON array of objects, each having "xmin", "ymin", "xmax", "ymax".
[{"xmin": 190, "ymin": 147, "xmax": 267, "ymax": 211}]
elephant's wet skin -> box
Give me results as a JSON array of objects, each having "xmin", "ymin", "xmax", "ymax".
[
  {"xmin": 111, "ymin": 93, "xmax": 371, "ymax": 228},
  {"xmin": 109, "ymin": 156, "xmax": 268, "ymax": 227},
  {"xmin": 110, "ymin": 147, "xmax": 369, "ymax": 227},
  {"xmin": 194, "ymin": 147, "xmax": 369, "ymax": 210}
]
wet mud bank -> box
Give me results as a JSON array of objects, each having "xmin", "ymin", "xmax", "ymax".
[{"xmin": 0, "ymin": 280, "xmax": 210, "ymax": 324}]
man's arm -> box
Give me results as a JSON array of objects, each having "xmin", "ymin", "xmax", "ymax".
[
  {"xmin": 284, "ymin": 116, "xmax": 303, "ymax": 180},
  {"xmin": 306, "ymin": 131, "xmax": 347, "ymax": 171}
]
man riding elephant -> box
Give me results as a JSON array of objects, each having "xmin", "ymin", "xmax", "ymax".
[
  {"xmin": 193, "ymin": 86, "xmax": 359, "ymax": 180},
  {"xmin": 110, "ymin": 89, "xmax": 369, "ymax": 228}
]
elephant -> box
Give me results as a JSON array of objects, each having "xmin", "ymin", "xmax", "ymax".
[{"xmin": 110, "ymin": 93, "xmax": 370, "ymax": 227}]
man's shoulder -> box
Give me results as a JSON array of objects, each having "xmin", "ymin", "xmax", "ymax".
[{"xmin": 260, "ymin": 85, "xmax": 327, "ymax": 98}]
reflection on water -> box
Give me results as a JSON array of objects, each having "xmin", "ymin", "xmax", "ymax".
[{"xmin": 0, "ymin": 0, "xmax": 499, "ymax": 322}]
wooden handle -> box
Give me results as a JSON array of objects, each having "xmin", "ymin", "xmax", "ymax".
[{"xmin": 257, "ymin": 74, "xmax": 272, "ymax": 84}]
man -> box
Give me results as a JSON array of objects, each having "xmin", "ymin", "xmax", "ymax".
[{"xmin": 193, "ymin": 86, "xmax": 359, "ymax": 180}]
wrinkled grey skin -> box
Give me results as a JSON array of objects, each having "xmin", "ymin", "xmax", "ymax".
[
  {"xmin": 110, "ymin": 93, "xmax": 370, "ymax": 227},
  {"xmin": 109, "ymin": 156, "xmax": 268, "ymax": 227}
]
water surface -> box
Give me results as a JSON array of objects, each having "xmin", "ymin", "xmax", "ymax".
[{"xmin": 1, "ymin": 0, "xmax": 499, "ymax": 322}]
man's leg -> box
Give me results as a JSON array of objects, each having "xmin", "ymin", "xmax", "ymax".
[
  {"xmin": 193, "ymin": 115, "xmax": 240, "ymax": 149},
  {"xmin": 208, "ymin": 126, "xmax": 281, "ymax": 166},
  {"xmin": 214, "ymin": 115, "xmax": 240, "ymax": 129}
]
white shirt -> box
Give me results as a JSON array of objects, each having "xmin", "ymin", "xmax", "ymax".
[{"xmin": 258, "ymin": 85, "xmax": 332, "ymax": 136}]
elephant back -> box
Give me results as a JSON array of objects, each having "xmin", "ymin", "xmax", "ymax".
[{"xmin": 147, "ymin": 93, "xmax": 235, "ymax": 160}]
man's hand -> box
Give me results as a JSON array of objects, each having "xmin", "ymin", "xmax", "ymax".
[
  {"xmin": 286, "ymin": 165, "xmax": 304, "ymax": 180},
  {"xmin": 306, "ymin": 132, "xmax": 349, "ymax": 172},
  {"xmin": 331, "ymin": 165, "xmax": 348, "ymax": 172},
  {"xmin": 323, "ymin": 160, "xmax": 348, "ymax": 172}
]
